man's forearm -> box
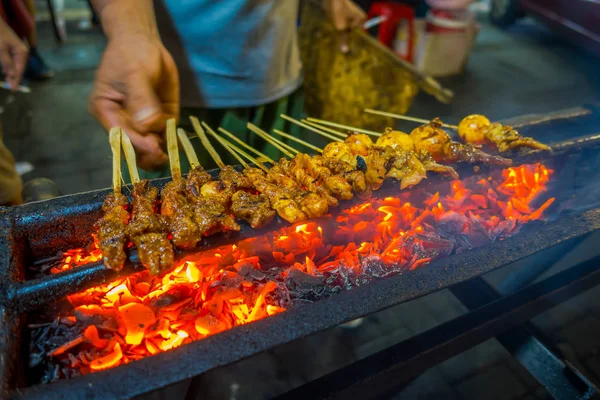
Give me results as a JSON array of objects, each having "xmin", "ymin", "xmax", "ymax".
[{"xmin": 91, "ymin": 0, "xmax": 159, "ymax": 40}]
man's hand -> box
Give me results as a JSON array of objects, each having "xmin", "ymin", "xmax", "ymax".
[
  {"xmin": 426, "ymin": 0, "xmax": 475, "ymax": 10},
  {"xmin": 89, "ymin": 34, "xmax": 178, "ymax": 170},
  {"xmin": 89, "ymin": 0, "xmax": 178, "ymax": 170},
  {"xmin": 325, "ymin": 0, "xmax": 367, "ymax": 31},
  {"xmin": 0, "ymin": 19, "xmax": 28, "ymax": 91}
]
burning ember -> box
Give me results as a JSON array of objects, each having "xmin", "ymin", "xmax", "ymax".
[{"xmin": 31, "ymin": 164, "xmax": 554, "ymax": 382}]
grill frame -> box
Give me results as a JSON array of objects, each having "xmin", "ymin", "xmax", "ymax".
[{"xmin": 2, "ymin": 106, "xmax": 600, "ymax": 399}]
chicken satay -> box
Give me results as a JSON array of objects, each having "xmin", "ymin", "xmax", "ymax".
[
  {"xmin": 343, "ymin": 134, "xmax": 430, "ymax": 190},
  {"xmin": 160, "ymin": 180, "xmax": 201, "ymax": 249},
  {"xmin": 230, "ymin": 191, "xmax": 276, "ymax": 229},
  {"xmin": 344, "ymin": 133, "xmax": 373, "ymax": 156},
  {"xmin": 376, "ymin": 128, "xmax": 415, "ymax": 153},
  {"xmin": 185, "ymin": 165, "xmax": 212, "ymax": 198},
  {"xmin": 244, "ymin": 167, "xmax": 308, "ymax": 224},
  {"xmin": 323, "ymin": 142, "xmax": 358, "ymax": 169},
  {"xmin": 410, "ymin": 118, "xmax": 512, "ymax": 166},
  {"xmin": 266, "ymin": 169, "xmax": 330, "ymax": 219},
  {"xmin": 190, "ymin": 197, "xmax": 240, "ymax": 235},
  {"xmin": 96, "ymin": 192, "xmax": 130, "ymax": 271},
  {"xmin": 372, "ymin": 130, "xmax": 458, "ymax": 179},
  {"xmin": 274, "ymin": 156, "xmax": 341, "ymax": 207},
  {"xmin": 415, "ymin": 150, "xmax": 459, "ymax": 179},
  {"xmin": 128, "ymin": 181, "xmax": 174, "ymax": 275},
  {"xmin": 385, "ymin": 150, "xmax": 428, "ymax": 189},
  {"xmin": 458, "ymin": 114, "xmax": 550, "ymax": 152},
  {"xmin": 322, "ymin": 157, "xmax": 372, "ymax": 200},
  {"xmin": 185, "ymin": 171, "xmax": 241, "ymax": 235}
]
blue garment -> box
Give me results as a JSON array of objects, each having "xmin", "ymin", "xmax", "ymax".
[{"xmin": 157, "ymin": 0, "xmax": 303, "ymax": 109}]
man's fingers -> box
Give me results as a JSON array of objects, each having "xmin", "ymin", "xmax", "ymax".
[
  {"xmin": 125, "ymin": 73, "xmax": 166, "ymax": 134},
  {"xmin": 12, "ymin": 43, "xmax": 28, "ymax": 85},
  {"xmin": 129, "ymin": 132, "xmax": 169, "ymax": 171},
  {"xmin": 91, "ymin": 97, "xmax": 168, "ymax": 170},
  {"xmin": 0, "ymin": 47, "xmax": 17, "ymax": 90}
]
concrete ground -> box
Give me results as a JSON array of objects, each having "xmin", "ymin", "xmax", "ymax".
[{"xmin": 2, "ymin": 2, "xmax": 600, "ymax": 399}]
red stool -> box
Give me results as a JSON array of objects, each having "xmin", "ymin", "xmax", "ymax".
[{"xmin": 367, "ymin": 2, "xmax": 415, "ymax": 62}]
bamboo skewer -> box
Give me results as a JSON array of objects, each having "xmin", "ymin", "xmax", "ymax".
[
  {"xmin": 247, "ymin": 125, "xmax": 299, "ymax": 156},
  {"xmin": 166, "ymin": 119, "xmax": 181, "ymax": 180},
  {"xmin": 305, "ymin": 117, "xmax": 382, "ymax": 137},
  {"xmin": 108, "ymin": 127, "xmax": 122, "ymax": 193},
  {"xmin": 302, "ymin": 119, "xmax": 347, "ymax": 138},
  {"xmin": 247, "ymin": 123, "xmax": 295, "ymax": 158},
  {"xmin": 218, "ymin": 127, "xmax": 276, "ymax": 164},
  {"xmin": 176, "ymin": 128, "xmax": 200, "ymax": 169},
  {"xmin": 272, "ymin": 129, "xmax": 323, "ymax": 153},
  {"xmin": 189, "ymin": 117, "xmax": 225, "ymax": 168},
  {"xmin": 364, "ymin": 108, "xmax": 458, "ymax": 129},
  {"xmin": 121, "ymin": 130, "xmax": 140, "ymax": 183},
  {"xmin": 280, "ymin": 114, "xmax": 343, "ymax": 142},
  {"xmin": 209, "ymin": 132, "xmax": 249, "ymax": 169},
  {"xmin": 206, "ymin": 129, "xmax": 269, "ymax": 173}
]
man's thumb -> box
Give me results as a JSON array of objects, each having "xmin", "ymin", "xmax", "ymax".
[{"xmin": 125, "ymin": 74, "xmax": 165, "ymax": 134}]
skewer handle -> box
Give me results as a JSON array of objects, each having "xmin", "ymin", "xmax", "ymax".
[
  {"xmin": 305, "ymin": 117, "xmax": 382, "ymax": 137},
  {"xmin": 120, "ymin": 129, "xmax": 141, "ymax": 183},
  {"xmin": 302, "ymin": 119, "xmax": 348, "ymax": 138},
  {"xmin": 166, "ymin": 119, "xmax": 181, "ymax": 180},
  {"xmin": 247, "ymin": 123, "xmax": 295, "ymax": 158},
  {"xmin": 273, "ymin": 129, "xmax": 323, "ymax": 153},
  {"xmin": 190, "ymin": 117, "xmax": 225, "ymax": 168},
  {"xmin": 206, "ymin": 129, "xmax": 249, "ymax": 169},
  {"xmin": 364, "ymin": 109, "xmax": 458, "ymax": 130},
  {"xmin": 177, "ymin": 129, "xmax": 200, "ymax": 169},
  {"xmin": 218, "ymin": 127, "xmax": 276, "ymax": 164},
  {"xmin": 108, "ymin": 127, "xmax": 122, "ymax": 193},
  {"xmin": 281, "ymin": 114, "xmax": 343, "ymax": 142}
]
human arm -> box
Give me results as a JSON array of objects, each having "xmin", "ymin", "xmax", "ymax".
[
  {"xmin": 89, "ymin": 0, "xmax": 179, "ymax": 170},
  {"xmin": 324, "ymin": 0, "xmax": 367, "ymax": 31},
  {"xmin": 0, "ymin": 17, "xmax": 28, "ymax": 90}
]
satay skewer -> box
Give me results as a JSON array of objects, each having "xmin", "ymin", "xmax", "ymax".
[
  {"xmin": 280, "ymin": 114, "xmax": 343, "ymax": 142},
  {"xmin": 302, "ymin": 119, "xmax": 348, "ymax": 138},
  {"xmin": 121, "ymin": 130, "xmax": 140, "ymax": 183},
  {"xmin": 364, "ymin": 108, "xmax": 459, "ymax": 129},
  {"xmin": 189, "ymin": 116, "xmax": 226, "ymax": 169},
  {"xmin": 305, "ymin": 117, "xmax": 382, "ymax": 137},
  {"xmin": 247, "ymin": 123, "xmax": 295, "ymax": 158},
  {"xmin": 108, "ymin": 127, "xmax": 122, "ymax": 193},
  {"xmin": 206, "ymin": 129, "xmax": 269, "ymax": 173},
  {"xmin": 218, "ymin": 127, "xmax": 276, "ymax": 164},
  {"xmin": 166, "ymin": 119, "xmax": 181, "ymax": 180},
  {"xmin": 272, "ymin": 129, "xmax": 323, "ymax": 153},
  {"xmin": 251, "ymin": 127, "xmax": 299, "ymax": 156},
  {"xmin": 176, "ymin": 128, "xmax": 200, "ymax": 169}
]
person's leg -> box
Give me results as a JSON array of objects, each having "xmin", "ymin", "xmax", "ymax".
[
  {"xmin": 0, "ymin": 123, "xmax": 23, "ymax": 206},
  {"xmin": 23, "ymin": 0, "xmax": 54, "ymax": 80}
]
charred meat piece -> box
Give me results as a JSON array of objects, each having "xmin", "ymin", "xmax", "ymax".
[
  {"xmin": 128, "ymin": 181, "xmax": 174, "ymax": 275},
  {"xmin": 160, "ymin": 180, "xmax": 202, "ymax": 249},
  {"xmin": 96, "ymin": 192, "xmax": 130, "ymax": 271},
  {"xmin": 245, "ymin": 167, "xmax": 309, "ymax": 223},
  {"xmin": 190, "ymin": 197, "xmax": 240, "ymax": 235},
  {"xmin": 185, "ymin": 166, "xmax": 212, "ymax": 199},
  {"xmin": 458, "ymin": 114, "xmax": 550, "ymax": 152},
  {"xmin": 219, "ymin": 165, "xmax": 252, "ymax": 191},
  {"xmin": 230, "ymin": 191, "xmax": 276, "ymax": 229},
  {"xmin": 410, "ymin": 118, "xmax": 512, "ymax": 166}
]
